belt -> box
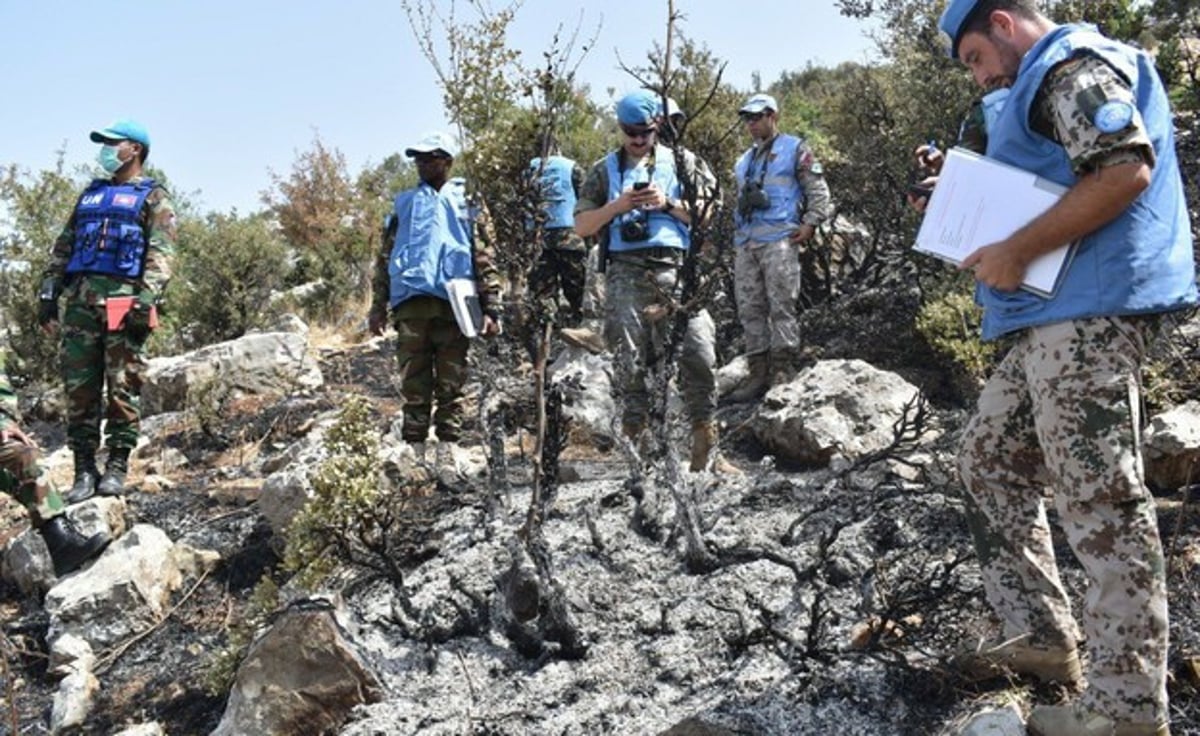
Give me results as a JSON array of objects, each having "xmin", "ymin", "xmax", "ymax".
[{"xmin": 624, "ymin": 246, "xmax": 684, "ymax": 263}]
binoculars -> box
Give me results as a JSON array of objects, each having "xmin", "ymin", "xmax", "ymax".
[{"xmin": 738, "ymin": 183, "xmax": 770, "ymax": 216}]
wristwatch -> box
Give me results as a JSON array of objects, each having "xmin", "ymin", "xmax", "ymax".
[{"xmin": 662, "ymin": 199, "xmax": 678, "ymax": 214}]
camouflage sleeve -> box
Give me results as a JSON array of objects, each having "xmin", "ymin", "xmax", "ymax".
[
  {"xmin": 1034, "ymin": 54, "xmax": 1154, "ymax": 175},
  {"xmin": 0, "ymin": 368, "xmax": 19, "ymax": 430},
  {"xmin": 140, "ymin": 187, "xmax": 177, "ymax": 304},
  {"xmin": 470, "ymin": 197, "xmax": 505, "ymax": 315},
  {"xmin": 957, "ymin": 98, "xmax": 989, "ymax": 154},
  {"xmin": 41, "ymin": 210, "xmax": 77, "ymax": 290},
  {"xmin": 370, "ymin": 216, "xmax": 396, "ymax": 317},
  {"xmin": 574, "ymin": 158, "xmax": 609, "ymax": 215},
  {"xmin": 571, "ymin": 163, "xmax": 586, "ymax": 198},
  {"xmin": 794, "ymin": 142, "xmax": 832, "ymax": 226}
]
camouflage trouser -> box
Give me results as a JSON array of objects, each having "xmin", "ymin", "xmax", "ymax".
[
  {"xmin": 604, "ymin": 255, "xmax": 716, "ymax": 428},
  {"xmin": 529, "ymin": 244, "xmax": 587, "ymax": 327},
  {"xmin": 61, "ymin": 298, "xmax": 148, "ymax": 452},
  {"xmin": 0, "ymin": 436, "xmax": 64, "ymax": 525},
  {"xmin": 733, "ymin": 237, "xmax": 801, "ymax": 356},
  {"xmin": 959, "ymin": 316, "xmax": 1168, "ymax": 725},
  {"xmin": 392, "ymin": 297, "xmax": 470, "ymax": 443}
]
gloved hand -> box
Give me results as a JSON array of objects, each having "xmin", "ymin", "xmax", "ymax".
[
  {"xmin": 122, "ymin": 302, "xmax": 154, "ymax": 343},
  {"xmin": 38, "ymin": 300, "xmax": 59, "ymax": 328}
]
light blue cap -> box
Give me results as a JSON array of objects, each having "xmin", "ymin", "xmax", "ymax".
[
  {"xmin": 405, "ymin": 131, "xmax": 459, "ymax": 159},
  {"xmin": 89, "ymin": 118, "xmax": 150, "ymax": 148},
  {"xmin": 739, "ymin": 93, "xmax": 778, "ymax": 114},
  {"xmin": 616, "ymin": 89, "xmax": 660, "ymax": 126},
  {"xmin": 939, "ymin": 0, "xmax": 983, "ymax": 59}
]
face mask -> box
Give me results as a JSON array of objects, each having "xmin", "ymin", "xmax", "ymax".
[{"xmin": 96, "ymin": 144, "xmax": 125, "ymax": 175}]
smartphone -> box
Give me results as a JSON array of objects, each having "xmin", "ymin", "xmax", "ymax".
[
  {"xmin": 633, "ymin": 181, "xmax": 649, "ymax": 190},
  {"xmin": 907, "ymin": 183, "xmax": 933, "ymax": 199}
]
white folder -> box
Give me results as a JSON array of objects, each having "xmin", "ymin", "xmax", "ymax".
[{"xmin": 914, "ymin": 147, "xmax": 1077, "ymax": 297}]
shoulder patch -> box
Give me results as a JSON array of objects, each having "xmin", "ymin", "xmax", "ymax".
[{"xmin": 1093, "ymin": 100, "xmax": 1134, "ymax": 134}]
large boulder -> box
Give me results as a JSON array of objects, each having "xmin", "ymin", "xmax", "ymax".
[
  {"xmin": 751, "ymin": 359, "xmax": 933, "ymax": 466},
  {"xmin": 211, "ymin": 601, "xmax": 382, "ymax": 736},
  {"xmin": 142, "ymin": 331, "xmax": 323, "ymax": 416},
  {"xmin": 44, "ymin": 524, "xmax": 182, "ymax": 648}
]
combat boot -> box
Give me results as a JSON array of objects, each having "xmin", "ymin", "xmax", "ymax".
[
  {"xmin": 1027, "ymin": 704, "xmax": 1169, "ymax": 736},
  {"xmin": 558, "ymin": 326, "xmax": 607, "ymax": 354},
  {"xmin": 689, "ymin": 421, "xmax": 742, "ymax": 475},
  {"xmin": 725, "ymin": 353, "xmax": 769, "ymax": 403},
  {"xmin": 951, "ymin": 636, "xmax": 1083, "ymax": 687},
  {"xmin": 65, "ymin": 450, "xmax": 100, "ymax": 504},
  {"xmin": 770, "ymin": 347, "xmax": 800, "ymax": 387},
  {"xmin": 40, "ymin": 514, "xmax": 110, "ymax": 576},
  {"xmin": 97, "ymin": 447, "xmax": 130, "ymax": 497}
]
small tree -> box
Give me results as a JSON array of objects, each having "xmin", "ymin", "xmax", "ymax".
[
  {"xmin": 0, "ymin": 156, "xmax": 84, "ymax": 384},
  {"xmin": 169, "ymin": 210, "xmax": 292, "ymax": 349}
]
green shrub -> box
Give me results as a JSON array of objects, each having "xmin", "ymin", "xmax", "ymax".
[
  {"xmin": 914, "ymin": 286, "xmax": 998, "ymax": 384},
  {"xmin": 202, "ymin": 575, "xmax": 281, "ymax": 696}
]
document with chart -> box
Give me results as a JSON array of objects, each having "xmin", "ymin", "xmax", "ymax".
[{"xmin": 914, "ymin": 147, "xmax": 1076, "ymax": 297}]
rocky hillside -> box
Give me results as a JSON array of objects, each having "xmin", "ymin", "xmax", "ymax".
[{"xmin": 1, "ymin": 316, "xmax": 1198, "ymax": 736}]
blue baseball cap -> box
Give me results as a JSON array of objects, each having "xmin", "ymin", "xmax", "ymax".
[
  {"xmin": 89, "ymin": 118, "xmax": 151, "ymax": 148},
  {"xmin": 939, "ymin": 0, "xmax": 984, "ymax": 59},
  {"xmin": 616, "ymin": 89, "xmax": 660, "ymax": 126},
  {"xmin": 739, "ymin": 93, "xmax": 778, "ymax": 115},
  {"xmin": 405, "ymin": 131, "xmax": 459, "ymax": 159}
]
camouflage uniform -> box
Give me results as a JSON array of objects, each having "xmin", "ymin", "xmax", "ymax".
[
  {"xmin": 528, "ymin": 161, "xmax": 588, "ymax": 327},
  {"xmin": 0, "ymin": 362, "xmax": 66, "ymax": 525},
  {"xmin": 959, "ymin": 56, "xmax": 1169, "ymax": 725},
  {"xmin": 733, "ymin": 137, "xmax": 832, "ymax": 357},
  {"xmin": 371, "ymin": 192, "xmax": 503, "ymax": 444},
  {"xmin": 576, "ymin": 146, "xmax": 718, "ymax": 430},
  {"xmin": 42, "ymin": 176, "xmax": 176, "ymax": 455}
]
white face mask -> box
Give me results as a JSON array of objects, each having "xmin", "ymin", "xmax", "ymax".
[{"xmin": 96, "ymin": 144, "xmax": 125, "ymax": 175}]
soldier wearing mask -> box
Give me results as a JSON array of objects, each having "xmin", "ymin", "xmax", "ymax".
[{"xmin": 39, "ymin": 119, "xmax": 176, "ymax": 503}]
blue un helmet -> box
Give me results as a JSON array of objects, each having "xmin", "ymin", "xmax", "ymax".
[{"xmin": 939, "ymin": 0, "xmax": 985, "ymax": 59}]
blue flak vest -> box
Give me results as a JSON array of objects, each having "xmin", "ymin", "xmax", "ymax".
[
  {"xmin": 979, "ymin": 24, "xmax": 1197, "ymax": 340},
  {"xmin": 387, "ymin": 177, "xmax": 476, "ymax": 308},
  {"xmin": 65, "ymin": 178, "xmax": 158, "ymax": 280},
  {"xmin": 528, "ymin": 156, "xmax": 576, "ymax": 230},
  {"xmin": 733, "ymin": 134, "xmax": 807, "ymax": 246},
  {"xmin": 604, "ymin": 146, "xmax": 689, "ymax": 253}
]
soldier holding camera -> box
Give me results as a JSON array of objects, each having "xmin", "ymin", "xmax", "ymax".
[
  {"xmin": 726, "ymin": 94, "xmax": 832, "ymax": 402},
  {"xmin": 574, "ymin": 89, "xmax": 737, "ymax": 474}
]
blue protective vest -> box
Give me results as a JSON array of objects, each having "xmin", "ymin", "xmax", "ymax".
[
  {"xmin": 604, "ymin": 146, "xmax": 689, "ymax": 253},
  {"xmin": 65, "ymin": 178, "xmax": 157, "ymax": 279},
  {"xmin": 528, "ymin": 155, "xmax": 576, "ymax": 230},
  {"xmin": 978, "ymin": 24, "xmax": 1197, "ymax": 340},
  {"xmin": 387, "ymin": 177, "xmax": 476, "ymax": 308},
  {"xmin": 733, "ymin": 134, "xmax": 806, "ymax": 246}
]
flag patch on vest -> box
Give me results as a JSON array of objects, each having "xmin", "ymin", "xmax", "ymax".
[{"xmin": 112, "ymin": 193, "xmax": 139, "ymax": 208}]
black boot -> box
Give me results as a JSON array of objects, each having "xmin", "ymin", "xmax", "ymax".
[
  {"xmin": 39, "ymin": 515, "xmax": 110, "ymax": 576},
  {"xmin": 97, "ymin": 448, "xmax": 131, "ymax": 497},
  {"xmin": 65, "ymin": 450, "xmax": 100, "ymax": 504}
]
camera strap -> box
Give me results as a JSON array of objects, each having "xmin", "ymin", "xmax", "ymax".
[{"xmin": 749, "ymin": 135, "xmax": 776, "ymax": 188}]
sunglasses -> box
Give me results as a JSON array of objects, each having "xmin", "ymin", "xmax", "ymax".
[
  {"xmin": 620, "ymin": 125, "xmax": 657, "ymax": 140},
  {"xmin": 740, "ymin": 112, "xmax": 767, "ymax": 123}
]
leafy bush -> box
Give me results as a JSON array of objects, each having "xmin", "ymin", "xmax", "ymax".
[
  {"xmin": 914, "ymin": 283, "xmax": 998, "ymax": 385},
  {"xmin": 169, "ymin": 211, "xmax": 291, "ymax": 350},
  {"xmin": 202, "ymin": 575, "xmax": 281, "ymax": 696},
  {"xmin": 283, "ymin": 396, "xmax": 433, "ymax": 591}
]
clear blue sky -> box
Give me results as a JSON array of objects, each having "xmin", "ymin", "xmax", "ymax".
[{"xmin": 0, "ymin": 1, "xmax": 878, "ymax": 215}]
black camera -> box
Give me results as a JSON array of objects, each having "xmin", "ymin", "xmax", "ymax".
[{"xmin": 620, "ymin": 216, "xmax": 651, "ymax": 242}]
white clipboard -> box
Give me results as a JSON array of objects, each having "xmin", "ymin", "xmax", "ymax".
[
  {"xmin": 914, "ymin": 147, "xmax": 1076, "ymax": 297},
  {"xmin": 445, "ymin": 278, "xmax": 484, "ymax": 338}
]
